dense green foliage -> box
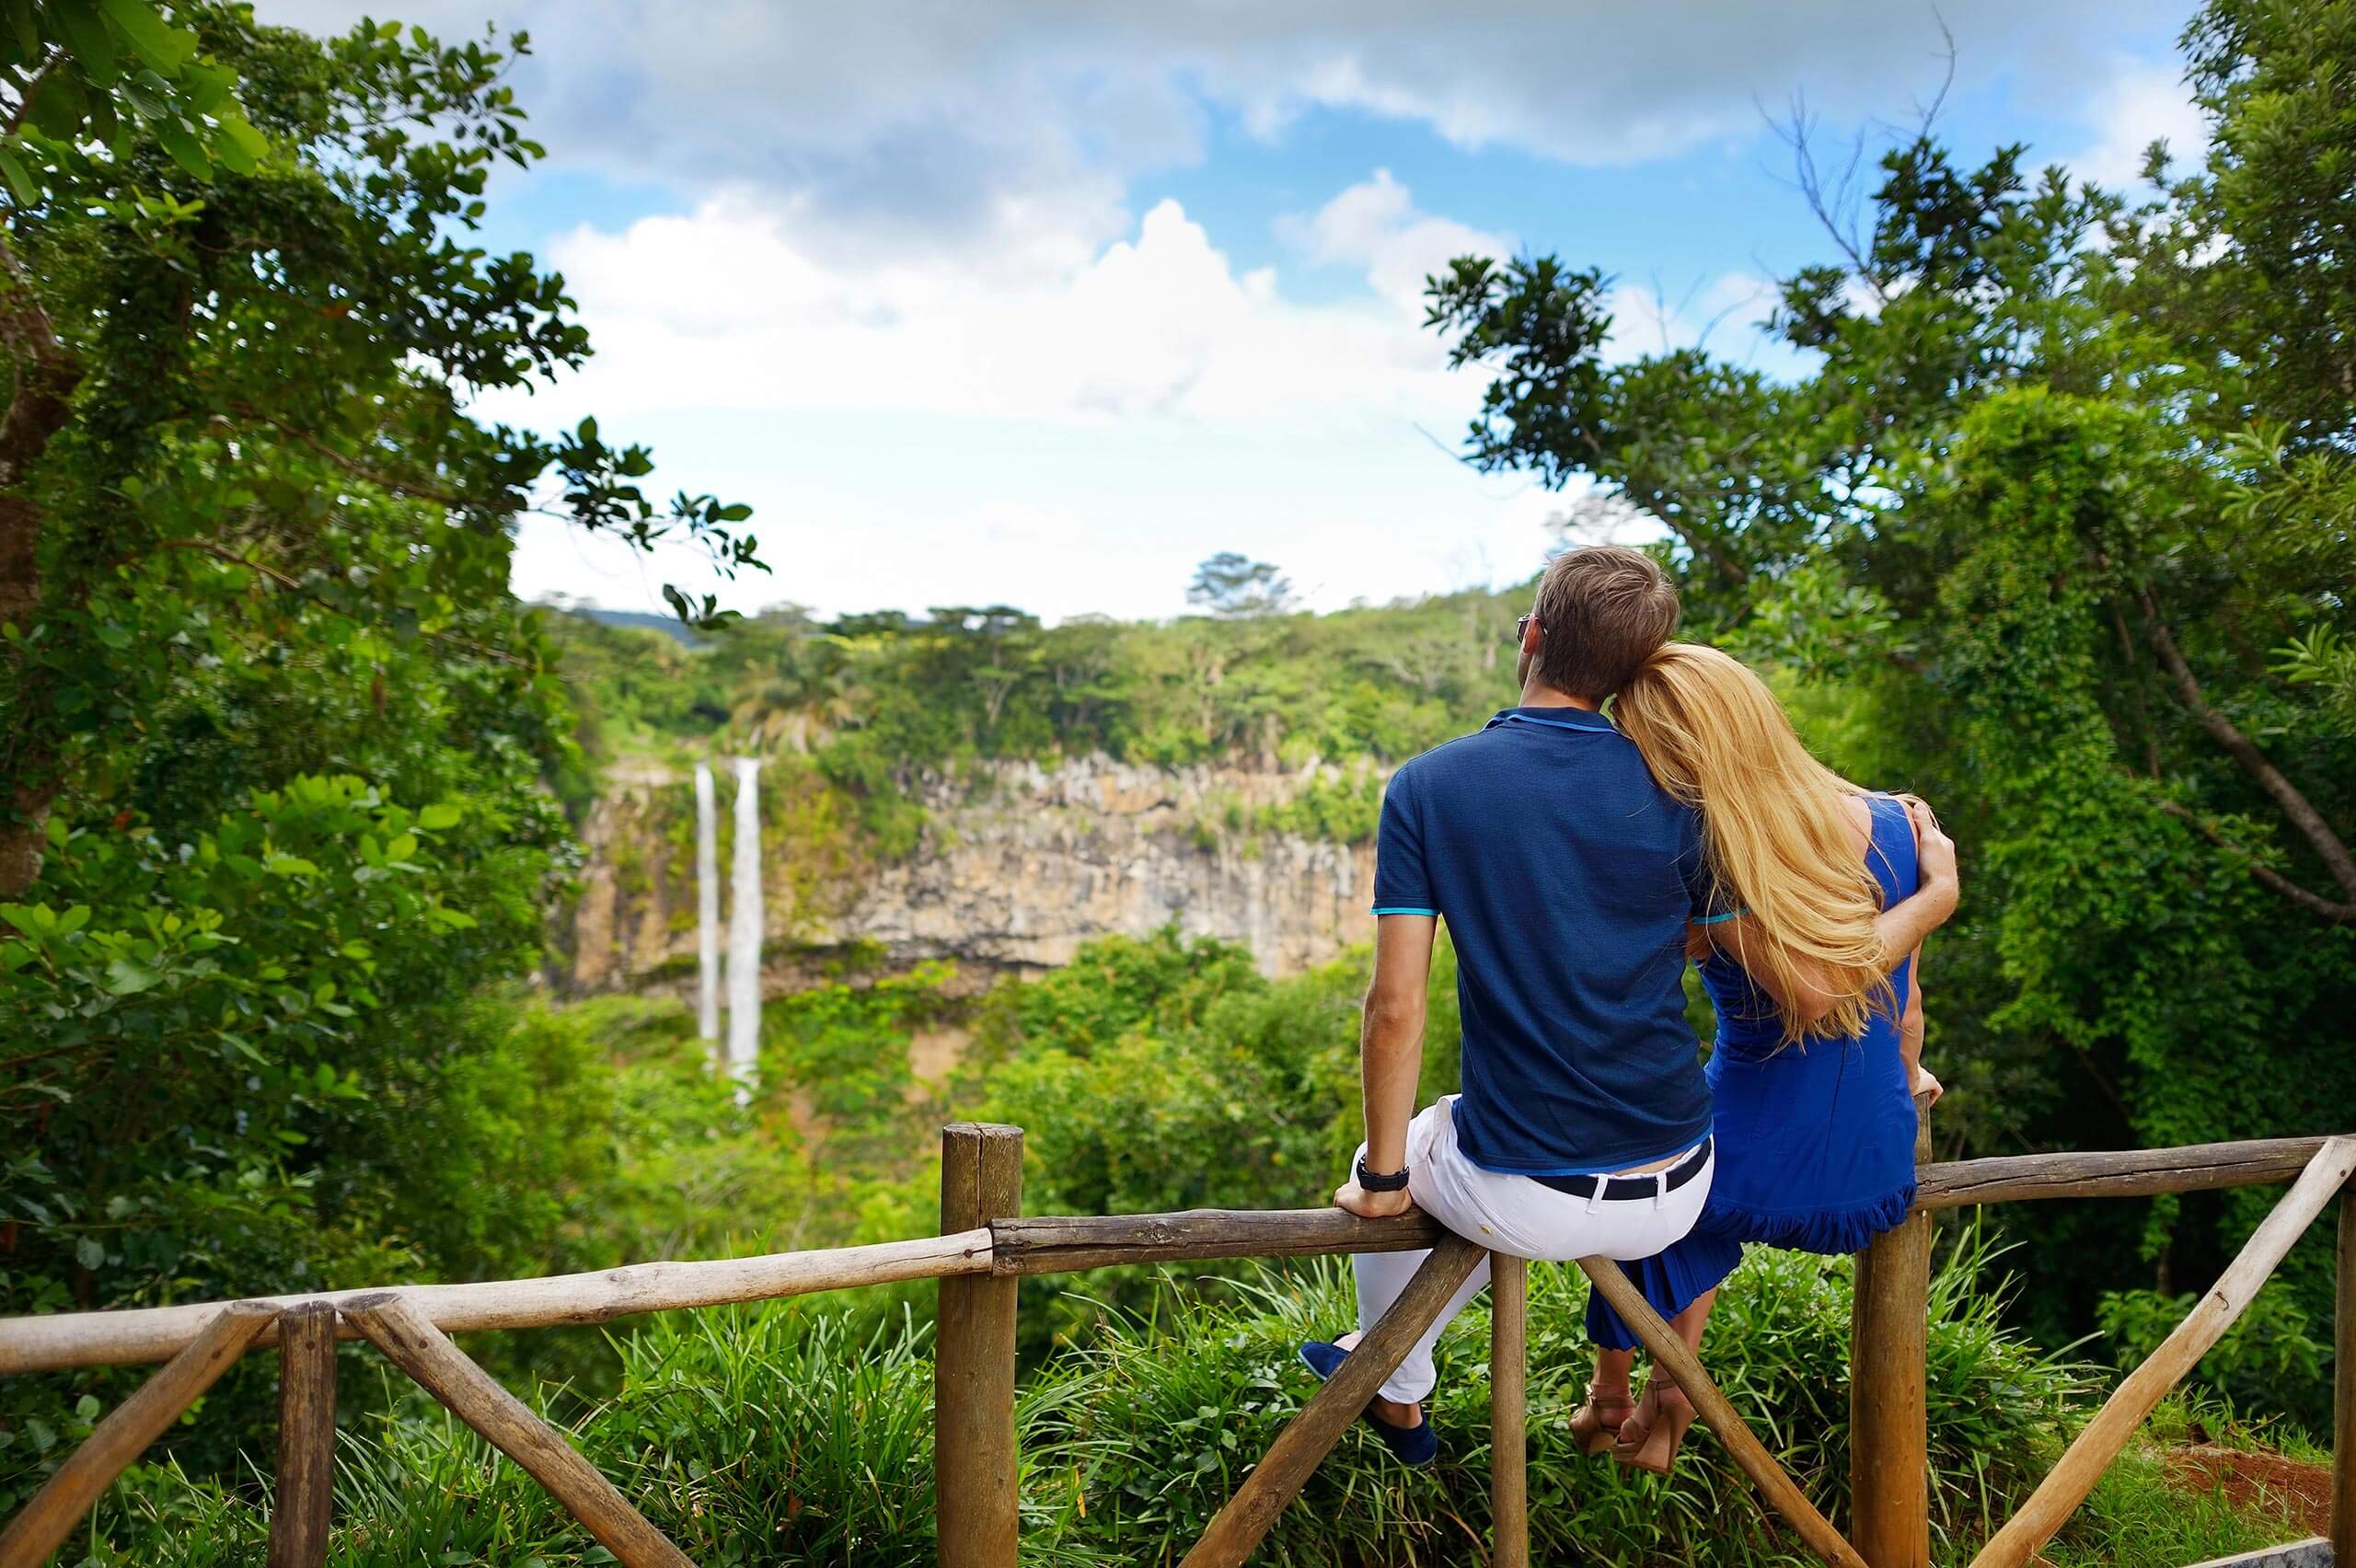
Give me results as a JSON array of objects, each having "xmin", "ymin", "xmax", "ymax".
[
  {"xmin": 553, "ymin": 587, "xmax": 1519, "ymax": 847},
  {"xmin": 0, "ymin": 0, "xmax": 759, "ymax": 1517}
]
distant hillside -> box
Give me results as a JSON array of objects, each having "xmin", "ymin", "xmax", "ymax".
[{"xmin": 544, "ymin": 604, "xmax": 709, "ymax": 647}]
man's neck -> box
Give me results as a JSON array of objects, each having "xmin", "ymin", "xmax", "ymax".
[{"xmin": 1516, "ymin": 680, "xmax": 1600, "ymax": 712}]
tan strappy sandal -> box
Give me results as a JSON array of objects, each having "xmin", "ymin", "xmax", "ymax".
[
  {"xmin": 1566, "ymin": 1383, "xmax": 1638, "ymax": 1457},
  {"xmin": 1611, "ymin": 1385, "xmax": 1697, "ymax": 1477}
]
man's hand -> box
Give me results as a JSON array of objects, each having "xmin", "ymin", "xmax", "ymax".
[{"xmin": 1334, "ymin": 1178, "xmax": 1416, "ymax": 1219}]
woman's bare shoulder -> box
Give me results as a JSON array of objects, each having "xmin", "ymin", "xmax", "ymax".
[{"xmin": 1838, "ymin": 792, "xmax": 1875, "ymax": 856}]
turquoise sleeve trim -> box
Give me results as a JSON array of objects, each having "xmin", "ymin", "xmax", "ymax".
[
  {"xmin": 1692, "ymin": 909, "xmax": 1747, "ymax": 925},
  {"xmin": 1370, "ymin": 905, "xmax": 1438, "ymax": 917}
]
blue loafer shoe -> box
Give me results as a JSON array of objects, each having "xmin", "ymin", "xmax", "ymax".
[{"xmin": 1297, "ymin": 1340, "xmax": 1439, "ymax": 1467}]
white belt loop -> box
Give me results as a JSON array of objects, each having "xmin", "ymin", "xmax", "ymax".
[
  {"xmin": 1584, "ymin": 1178, "xmax": 1604, "ymax": 1214},
  {"xmin": 1653, "ymin": 1170, "xmax": 1668, "ymax": 1209}
]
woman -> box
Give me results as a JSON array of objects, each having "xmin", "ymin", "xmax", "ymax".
[{"xmin": 1567, "ymin": 641, "xmax": 1954, "ymax": 1475}]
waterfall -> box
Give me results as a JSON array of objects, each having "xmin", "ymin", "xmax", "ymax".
[
  {"xmin": 725, "ymin": 755, "xmax": 764, "ymax": 1095},
  {"xmin": 694, "ymin": 763, "xmax": 721, "ymax": 1052}
]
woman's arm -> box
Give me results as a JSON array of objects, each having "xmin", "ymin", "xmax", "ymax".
[
  {"xmin": 1900, "ymin": 946, "xmax": 1941, "ymax": 1104},
  {"xmin": 1697, "ymin": 800, "xmax": 1960, "ymax": 1029}
]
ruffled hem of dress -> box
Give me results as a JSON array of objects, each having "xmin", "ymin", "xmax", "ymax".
[{"xmin": 1698, "ymin": 1182, "xmax": 1917, "ymax": 1256}]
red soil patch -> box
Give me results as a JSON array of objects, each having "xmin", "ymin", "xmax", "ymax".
[{"xmin": 2164, "ymin": 1443, "xmax": 2334, "ymax": 1539}]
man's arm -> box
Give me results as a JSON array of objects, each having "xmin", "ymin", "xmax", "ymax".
[{"xmin": 1334, "ymin": 914, "xmax": 1436, "ymax": 1219}]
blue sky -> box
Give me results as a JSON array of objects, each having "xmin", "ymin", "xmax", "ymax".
[{"xmin": 260, "ymin": 1, "xmax": 2206, "ymax": 623}]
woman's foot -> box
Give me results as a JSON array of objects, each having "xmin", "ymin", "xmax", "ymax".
[
  {"xmin": 1296, "ymin": 1332, "xmax": 1438, "ymax": 1467},
  {"xmin": 1611, "ymin": 1382, "xmax": 1697, "ymax": 1477},
  {"xmin": 1568, "ymin": 1381, "xmax": 1638, "ymax": 1457}
]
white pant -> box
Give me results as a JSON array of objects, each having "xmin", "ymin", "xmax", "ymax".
[{"xmin": 1352, "ymin": 1097, "xmax": 1713, "ymax": 1404}]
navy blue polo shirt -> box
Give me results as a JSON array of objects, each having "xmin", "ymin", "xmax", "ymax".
[{"xmin": 1372, "ymin": 705, "xmax": 1713, "ymax": 1175}]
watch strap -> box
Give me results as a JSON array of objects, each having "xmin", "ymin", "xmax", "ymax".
[{"xmin": 1355, "ymin": 1155, "xmax": 1411, "ymax": 1193}]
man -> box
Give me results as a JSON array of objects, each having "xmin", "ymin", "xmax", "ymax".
[{"xmin": 1299, "ymin": 545, "xmax": 1716, "ymax": 1466}]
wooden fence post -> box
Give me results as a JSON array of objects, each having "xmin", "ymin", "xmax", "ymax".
[
  {"xmin": 1489, "ymin": 1252, "xmax": 1529, "ymax": 1568},
  {"xmin": 1852, "ymin": 1093, "xmax": 1934, "ymax": 1568},
  {"xmin": 2334, "ymin": 1191, "xmax": 2354, "ymax": 1568},
  {"xmin": 267, "ymin": 1302, "xmax": 338, "ymax": 1568},
  {"xmin": 936, "ymin": 1123, "xmax": 1023, "ymax": 1568}
]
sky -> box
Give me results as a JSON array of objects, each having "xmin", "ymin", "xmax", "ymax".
[{"xmin": 256, "ymin": 1, "xmax": 2209, "ymax": 625}]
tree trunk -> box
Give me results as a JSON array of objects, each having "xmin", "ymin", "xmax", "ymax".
[{"xmin": 0, "ymin": 272, "xmax": 83, "ymax": 897}]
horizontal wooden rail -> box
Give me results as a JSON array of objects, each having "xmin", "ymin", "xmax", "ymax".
[
  {"xmin": 6, "ymin": 1135, "xmax": 2346, "ymax": 1379},
  {"xmin": 0, "ymin": 1228, "xmax": 994, "ymax": 1375},
  {"xmin": 1915, "ymin": 1136, "xmax": 2329, "ymax": 1209},
  {"xmin": 990, "ymin": 1206, "xmax": 1444, "ymax": 1274}
]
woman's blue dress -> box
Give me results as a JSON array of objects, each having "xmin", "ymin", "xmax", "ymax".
[{"xmin": 1586, "ymin": 792, "xmax": 1921, "ymax": 1350}]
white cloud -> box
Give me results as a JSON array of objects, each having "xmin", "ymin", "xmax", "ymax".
[
  {"xmin": 1286, "ymin": 168, "xmax": 1512, "ymax": 312},
  {"xmin": 479, "ymin": 174, "xmax": 1570, "ymax": 620},
  {"xmin": 486, "ymin": 180, "xmax": 1493, "ymax": 433},
  {"xmin": 258, "ymin": 0, "xmax": 2186, "ymax": 261},
  {"xmin": 2071, "ymin": 57, "xmax": 2211, "ymax": 190}
]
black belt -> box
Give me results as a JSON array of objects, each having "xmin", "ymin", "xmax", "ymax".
[{"xmin": 1532, "ymin": 1136, "xmax": 1713, "ymax": 1202}]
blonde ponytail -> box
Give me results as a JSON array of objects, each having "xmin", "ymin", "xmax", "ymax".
[{"xmin": 1611, "ymin": 643, "xmax": 1894, "ymax": 1045}]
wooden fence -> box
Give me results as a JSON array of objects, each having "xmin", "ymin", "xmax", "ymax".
[{"xmin": 1, "ymin": 1120, "xmax": 2352, "ymax": 1568}]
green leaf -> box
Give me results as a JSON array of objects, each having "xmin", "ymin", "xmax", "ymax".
[
  {"xmin": 53, "ymin": 905, "xmax": 89, "ymax": 935},
  {"xmin": 263, "ymin": 854, "xmax": 319, "ymax": 877},
  {"xmin": 4, "ymin": 0, "xmax": 37, "ymax": 58},
  {"xmin": 74, "ymin": 1237, "xmax": 105, "ymax": 1271},
  {"xmin": 0, "ymin": 142, "xmax": 38, "ymax": 207},
  {"xmin": 218, "ymin": 110, "xmax": 266, "ymax": 164},
  {"xmin": 27, "ymin": 70, "xmax": 88, "ymax": 140},
  {"xmin": 417, "ymin": 802, "xmax": 463, "ymax": 831},
  {"xmin": 52, "ymin": 3, "xmax": 118, "ymax": 86},
  {"xmin": 97, "ymin": 0, "xmax": 195, "ymax": 71},
  {"xmin": 104, "ymin": 957, "xmax": 160, "ymax": 995},
  {"xmin": 211, "ymin": 122, "xmax": 255, "ymax": 177},
  {"xmin": 151, "ymin": 115, "xmax": 211, "ymax": 180},
  {"xmin": 179, "ymin": 60, "xmax": 234, "ymax": 113}
]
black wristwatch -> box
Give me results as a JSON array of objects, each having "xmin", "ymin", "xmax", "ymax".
[{"xmin": 1356, "ymin": 1155, "xmax": 1411, "ymax": 1193}]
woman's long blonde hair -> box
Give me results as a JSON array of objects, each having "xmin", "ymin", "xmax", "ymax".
[{"xmin": 1612, "ymin": 642, "xmax": 1894, "ymax": 1044}]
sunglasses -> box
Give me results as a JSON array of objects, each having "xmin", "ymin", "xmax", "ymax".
[{"xmin": 1516, "ymin": 614, "xmax": 1542, "ymax": 642}]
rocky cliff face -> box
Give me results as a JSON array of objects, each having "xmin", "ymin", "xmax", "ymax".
[{"xmin": 567, "ymin": 755, "xmax": 1380, "ymax": 997}]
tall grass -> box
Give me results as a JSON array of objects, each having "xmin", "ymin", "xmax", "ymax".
[{"xmin": 72, "ymin": 1232, "xmax": 2293, "ymax": 1567}]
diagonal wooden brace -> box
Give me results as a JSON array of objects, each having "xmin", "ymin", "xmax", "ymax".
[
  {"xmin": 1580, "ymin": 1258, "xmax": 1869, "ymax": 1568},
  {"xmin": 0, "ymin": 1299, "xmax": 276, "ymax": 1568},
  {"xmin": 342, "ymin": 1292, "xmax": 693, "ymax": 1568},
  {"xmin": 1180, "ymin": 1232, "xmax": 1486, "ymax": 1568}
]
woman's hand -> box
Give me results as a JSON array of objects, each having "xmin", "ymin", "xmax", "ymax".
[
  {"xmin": 1334, "ymin": 1177, "xmax": 1416, "ymax": 1219},
  {"xmin": 1911, "ymin": 1063, "xmax": 1945, "ymax": 1107},
  {"xmin": 1908, "ymin": 799, "xmax": 1958, "ymax": 897}
]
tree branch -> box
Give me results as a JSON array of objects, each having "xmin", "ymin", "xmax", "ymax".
[
  {"xmin": 2141, "ymin": 588, "xmax": 2356, "ymax": 905},
  {"xmin": 222, "ymin": 405, "xmax": 472, "ymax": 511},
  {"xmin": 159, "ymin": 539, "xmax": 531, "ymax": 667},
  {"xmin": 2156, "ymin": 800, "xmax": 2356, "ymax": 924}
]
